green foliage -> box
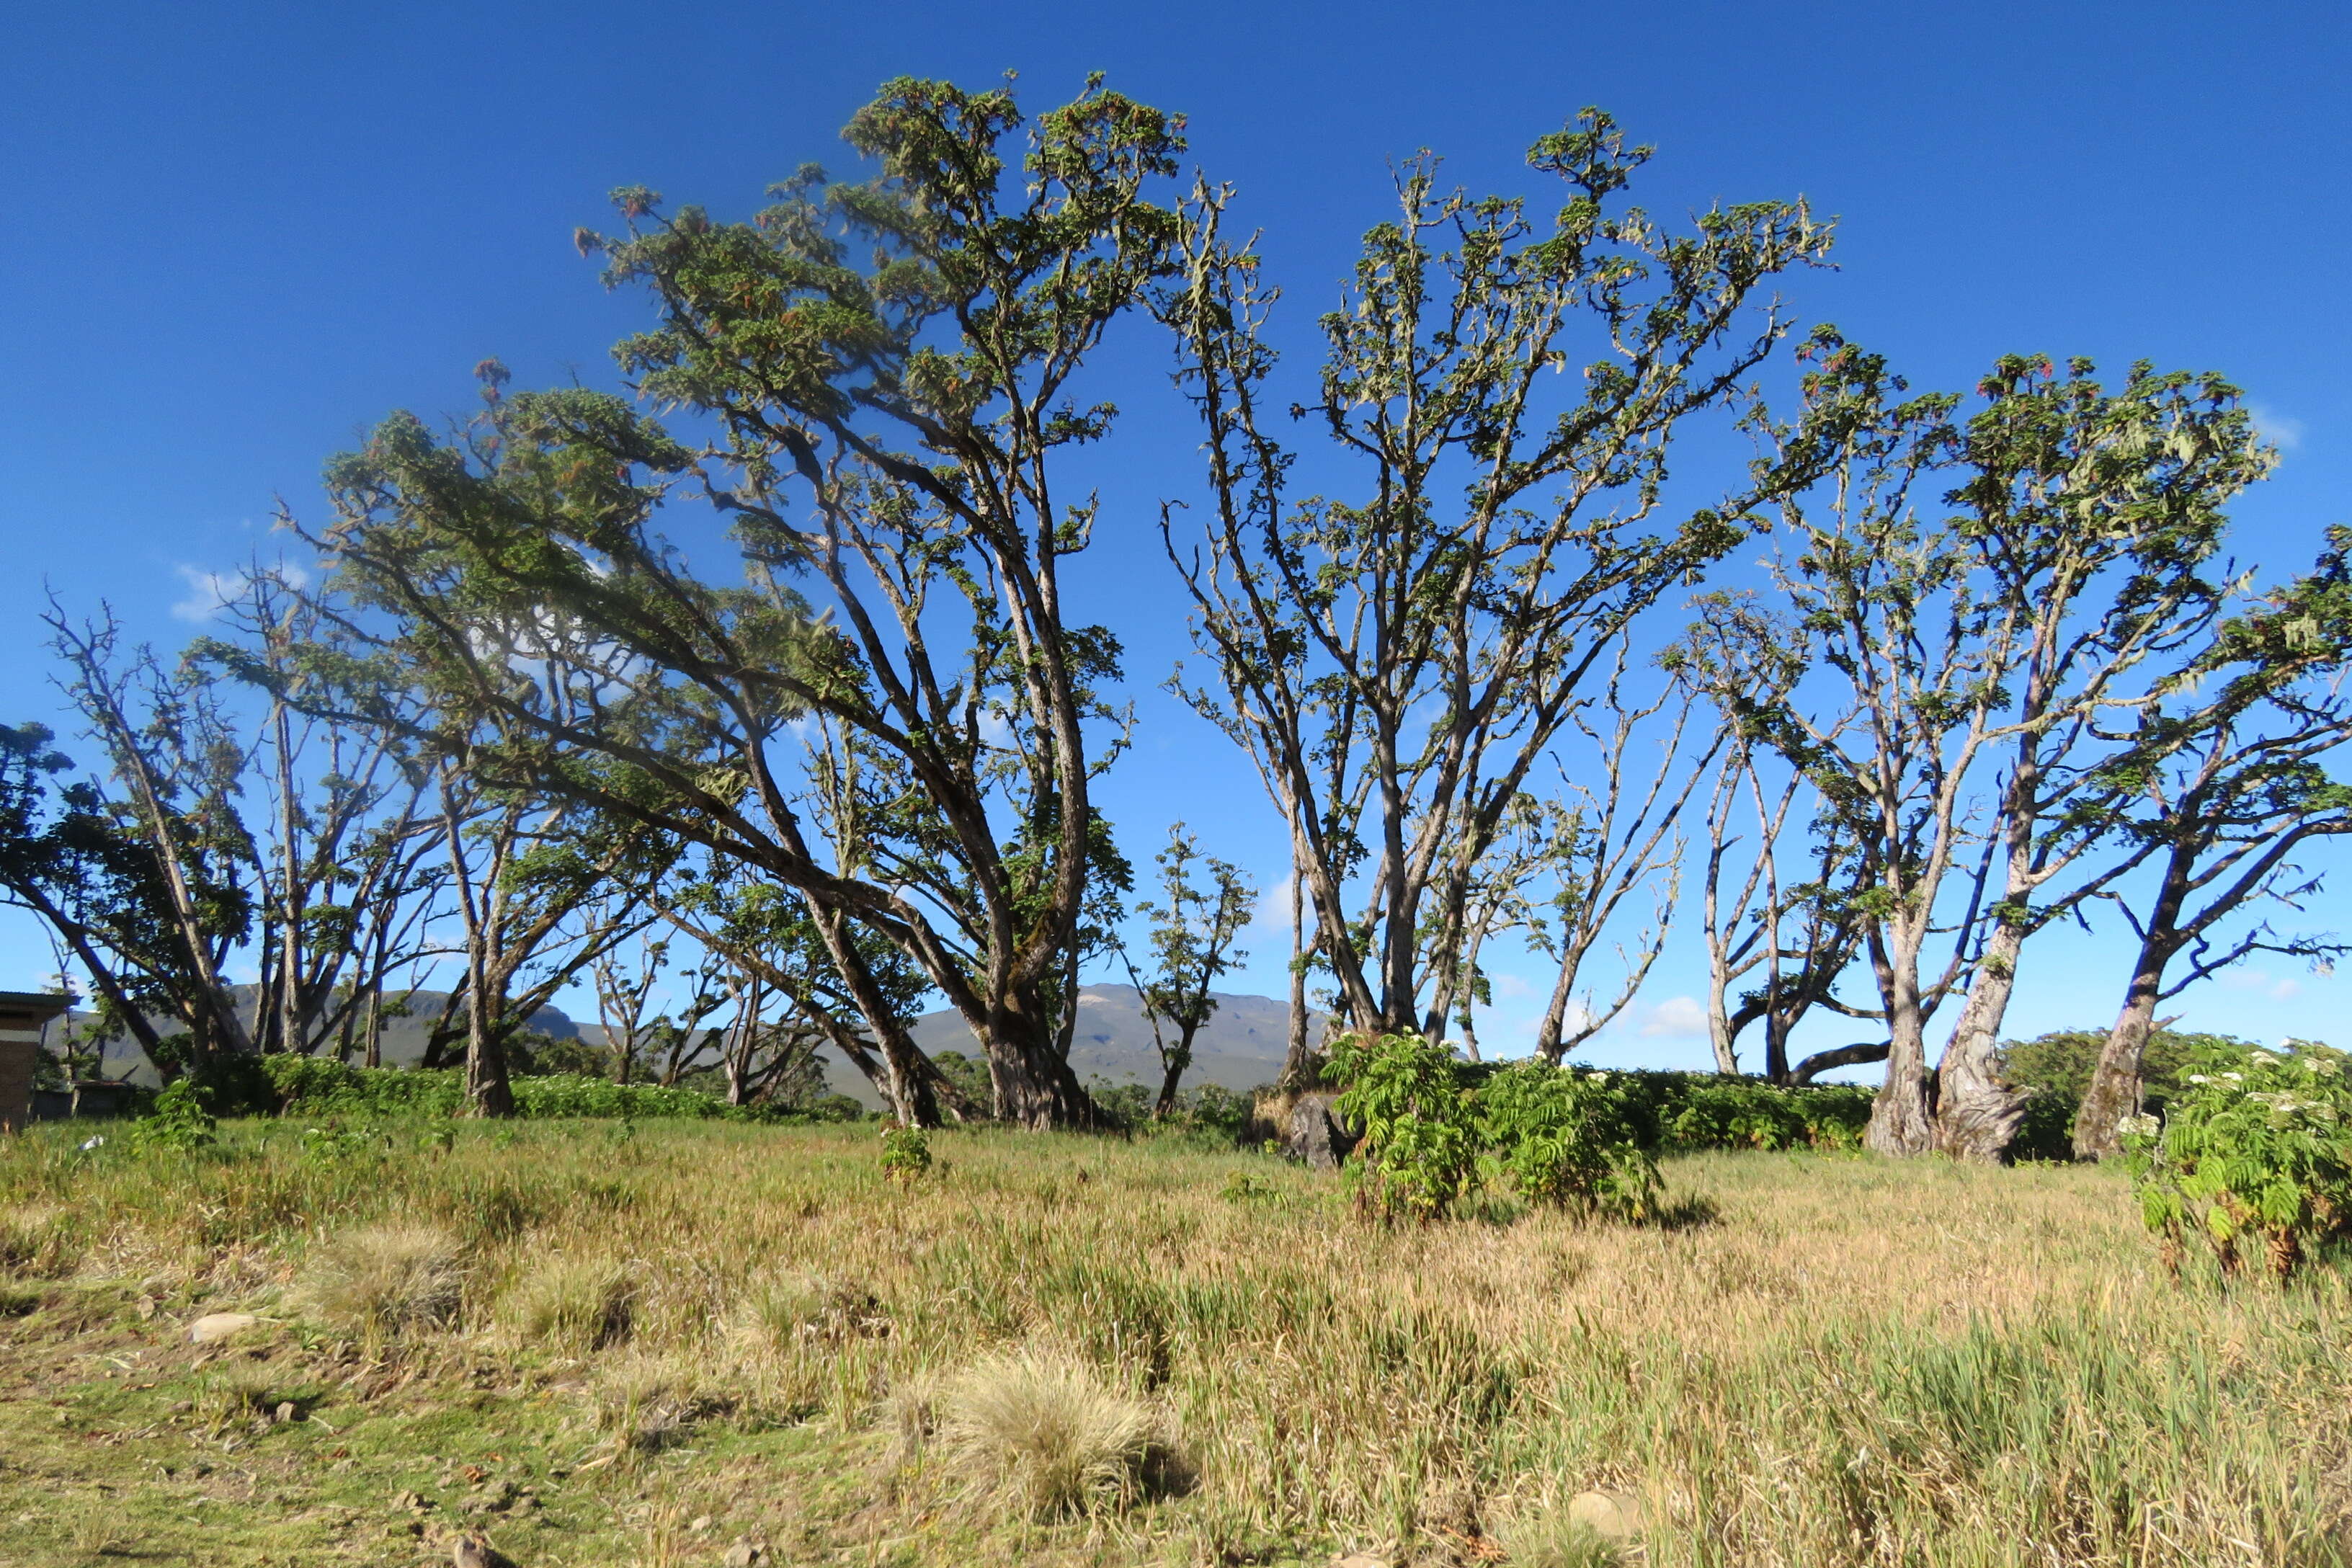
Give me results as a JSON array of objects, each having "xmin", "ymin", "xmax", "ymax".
[
  {"xmin": 931, "ymin": 1051, "xmax": 992, "ymax": 1110},
  {"xmin": 2126, "ymin": 1040, "xmax": 2352, "ymax": 1281},
  {"xmin": 1325, "ymin": 1036, "xmax": 1879, "ymax": 1221},
  {"xmin": 1591, "ymin": 1070, "xmax": 1872, "ymax": 1153},
  {"xmin": 131, "ymin": 1079, "xmax": 218, "ymax": 1152},
  {"xmin": 248, "ymin": 1056, "xmax": 851, "ymax": 1125},
  {"xmin": 2003, "ymin": 1029, "xmax": 2240, "ymax": 1115},
  {"xmin": 879, "ymin": 1125, "xmax": 933, "ymax": 1185},
  {"xmin": 1329, "ymin": 1033, "xmax": 1482, "ymax": 1224},
  {"xmin": 1476, "ymin": 1061, "xmax": 1660, "ymax": 1221}
]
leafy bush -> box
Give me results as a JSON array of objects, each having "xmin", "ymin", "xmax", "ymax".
[
  {"xmin": 2126, "ymin": 1040, "xmax": 2352, "ymax": 1281},
  {"xmin": 1329, "ymin": 1032, "xmax": 1482, "ymax": 1223},
  {"xmin": 2000, "ymin": 1028, "xmax": 2257, "ymax": 1154},
  {"xmin": 1324, "ymin": 1035, "xmax": 1883, "ymax": 1221},
  {"xmin": 1478, "ymin": 1060, "xmax": 1660, "ymax": 1221},
  {"xmin": 1605, "ymin": 1072, "xmax": 1871, "ymax": 1153},
  {"xmin": 247, "ymin": 1057, "xmax": 855, "ymax": 1125},
  {"xmin": 131, "ymin": 1079, "xmax": 218, "ymax": 1151},
  {"xmin": 879, "ymin": 1125, "xmax": 933, "ymax": 1185}
]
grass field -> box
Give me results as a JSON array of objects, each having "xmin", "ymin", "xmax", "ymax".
[{"xmin": 0, "ymin": 1118, "xmax": 2346, "ymax": 1567}]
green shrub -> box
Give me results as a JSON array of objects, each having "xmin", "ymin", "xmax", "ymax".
[
  {"xmin": 131, "ymin": 1079, "xmax": 218, "ymax": 1152},
  {"xmin": 2126, "ymin": 1040, "xmax": 2352, "ymax": 1281},
  {"xmin": 880, "ymin": 1125, "xmax": 932, "ymax": 1185},
  {"xmin": 1477, "ymin": 1060, "xmax": 1660, "ymax": 1221},
  {"xmin": 1329, "ymin": 1032, "xmax": 1480, "ymax": 1223},
  {"xmin": 248, "ymin": 1058, "xmax": 851, "ymax": 1125}
]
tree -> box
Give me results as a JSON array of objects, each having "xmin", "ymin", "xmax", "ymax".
[
  {"xmin": 1159, "ymin": 108, "xmax": 1835, "ymax": 1043},
  {"xmin": 190, "ymin": 568, "xmax": 451, "ymax": 1064},
  {"xmin": 44, "ymin": 606, "xmax": 258, "ymax": 1070},
  {"xmin": 428, "ymin": 761, "xmax": 672, "ymax": 1115},
  {"xmin": 1714, "ymin": 347, "xmax": 1998, "ymax": 1154},
  {"xmin": 655, "ymin": 854, "xmax": 977, "ymax": 1123},
  {"xmin": 1724, "ymin": 344, "xmax": 2272, "ymax": 1157},
  {"xmin": 2071, "ymin": 530, "xmax": 2352, "ymax": 1157},
  {"xmin": 1121, "ymin": 824, "xmax": 1254, "ymax": 1118},
  {"xmin": 1925, "ymin": 355, "xmax": 2267, "ymax": 1162},
  {"xmin": 307, "ymin": 77, "xmax": 1185, "ymax": 1128},
  {"xmin": 0, "ymin": 721, "xmax": 182, "ymax": 1068}
]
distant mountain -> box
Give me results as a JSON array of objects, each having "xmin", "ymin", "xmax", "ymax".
[
  {"xmin": 55, "ymin": 981, "xmax": 1312, "ymax": 1108},
  {"xmin": 902, "ymin": 981, "xmax": 1311, "ymax": 1096}
]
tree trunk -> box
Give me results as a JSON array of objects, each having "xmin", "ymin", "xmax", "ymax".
[
  {"xmin": 1278, "ymin": 825, "xmax": 1320, "ymax": 1092},
  {"xmin": 462, "ymin": 968, "xmax": 514, "ymax": 1118},
  {"xmin": 1865, "ymin": 965, "xmax": 1936, "ymax": 1156},
  {"xmin": 2074, "ymin": 953, "xmax": 2169, "ymax": 1161},
  {"xmin": 1932, "ymin": 922, "xmax": 2028, "ymax": 1162},
  {"xmin": 984, "ymin": 984, "xmax": 1103, "ymax": 1130},
  {"xmin": 1154, "ymin": 1048, "xmax": 1189, "ymax": 1121}
]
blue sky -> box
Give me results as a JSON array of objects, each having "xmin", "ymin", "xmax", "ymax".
[{"xmin": 4, "ymin": 0, "xmax": 2348, "ymax": 1064}]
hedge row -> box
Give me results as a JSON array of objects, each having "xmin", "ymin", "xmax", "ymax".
[
  {"xmin": 1435, "ymin": 1064, "xmax": 1877, "ymax": 1154},
  {"xmin": 195, "ymin": 1054, "xmax": 858, "ymax": 1124}
]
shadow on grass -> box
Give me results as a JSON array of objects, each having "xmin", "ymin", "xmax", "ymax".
[{"xmin": 1644, "ymin": 1192, "xmax": 1721, "ymax": 1231}]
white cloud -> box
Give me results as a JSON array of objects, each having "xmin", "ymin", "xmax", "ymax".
[
  {"xmin": 169, "ymin": 566, "xmax": 238, "ymax": 623},
  {"xmin": 2217, "ymin": 966, "xmax": 2303, "ymax": 1001},
  {"xmin": 170, "ymin": 561, "xmax": 311, "ymax": 623},
  {"xmin": 1638, "ymin": 994, "xmax": 1709, "ymax": 1038},
  {"xmin": 1250, "ymin": 870, "xmax": 1293, "ymax": 935},
  {"xmin": 2250, "ymin": 404, "xmax": 2307, "ymax": 453}
]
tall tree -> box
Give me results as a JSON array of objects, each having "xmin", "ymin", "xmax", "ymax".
[
  {"xmin": 1714, "ymin": 348, "xmax": 1997, "ymax": 1154},
  {"xmin": 1159, "ymin": 108, "xmax": 1835, "ymax": 1042},
  {"xmin": 1727, "ymin": 344, "xmax": 2271, "ymax": 1157},
  {"xmin": 1120, "ymin": 824, "xmax": 1254, "ymax": 1118},
  {"xmin": 307, "ymin": 77, "xmax": 1184, "ymax": 1128},
  {"xmin": 1926, "ymin": 356, "xmax": 2267, "ymax": 1161},
  {"xmin": 2072, "ymin": 530, "xmax": 2352, "ymax": 1157},
  {"xmin": 0, "ymin": 721, "xmax": 182, "ymax": 1068},
  {"xmin": 44, "ymin": 606, "xmax": 258, "ymax": 1069}
]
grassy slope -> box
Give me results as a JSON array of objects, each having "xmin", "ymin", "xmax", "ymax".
[{"xmin": 0, "ymin": 1120, "xmax": 2346, "ymax": 1567}]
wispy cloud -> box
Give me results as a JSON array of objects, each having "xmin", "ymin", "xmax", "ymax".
[
  {"xmin": 170, "ymin": 561, "xmax": 311, "ymax": 623},
  {"xmin": 2219, "ymin": 966, "xmax": 2303, "ymax": 1001},
  {"xmin": 2250, "ymin": 404, "xmax": 2307, "ymax": 453},
  {"xmin": 1638, "ymin": 994, "xmax": 1709, "ymax": 1038},
  {"xmin": 169, "ymin": 566, "xmax": 239, "ymax": 623}
]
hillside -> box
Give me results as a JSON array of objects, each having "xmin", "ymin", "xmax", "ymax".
[{"xmin": 55, "ymin": 984, "xmax": 1313, "ymax": 1105}]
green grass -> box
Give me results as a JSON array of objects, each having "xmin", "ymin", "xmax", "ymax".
[{"xmin": 0, "ymin": 1118, "xmax": 2346, "ymax": 1565}]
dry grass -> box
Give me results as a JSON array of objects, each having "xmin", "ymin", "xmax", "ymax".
[
  {"xmin": 1, "ymin": 1118, "xmax": 2348, "ymax": 1565},
  {"xmin": 935, "ymin": 1348, "xmax": 1179, "ymax": 1519},
  {"xmin": 300, "ymin": 1221, "xmax": 463, "ymax": 1340},
  {"xmin": 499, "ymin": 1250, "xmax": 635, "ymax": 1353},
  {"xmin": 0, "ymin": 1201, "xmax": 81, "ymax": 1278}
]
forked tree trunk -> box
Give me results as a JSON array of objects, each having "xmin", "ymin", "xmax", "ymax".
[{"xmin": 1933, "ymin": 922, "xmax": 2030, "ymax": 1162}]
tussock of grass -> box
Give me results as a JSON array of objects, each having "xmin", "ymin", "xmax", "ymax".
[
  {"xmin": 300, "ymin": 1223, "xmax": 463, "ymax": 1339},
  {"xmin": 937, "ymin": 1349, "xmax": 1182, "ymax": 1519},
  {"xmin": 499, "ymin": 1252, "xmax": 633, "ymax": 1353},
  {"xmin": 735, "ymin": 1270, "xmax": 889, "ymax": 1350},
  {"xmin": 199, "ymin": 1355, "xmax": 294, "ymax": 1423},
  {"xmin": 0, "ymin": 1203, "xmax": 80, "ymax": 1278}
]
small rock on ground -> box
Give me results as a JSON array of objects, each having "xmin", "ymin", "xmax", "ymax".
[
  {"xmin": 187, "ymin": 1311, "xmax": 258, "ymax": 1344},
  {"xmin": 722, "ymin": 1542, "xmax": 767, "ymax": 1568}
]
